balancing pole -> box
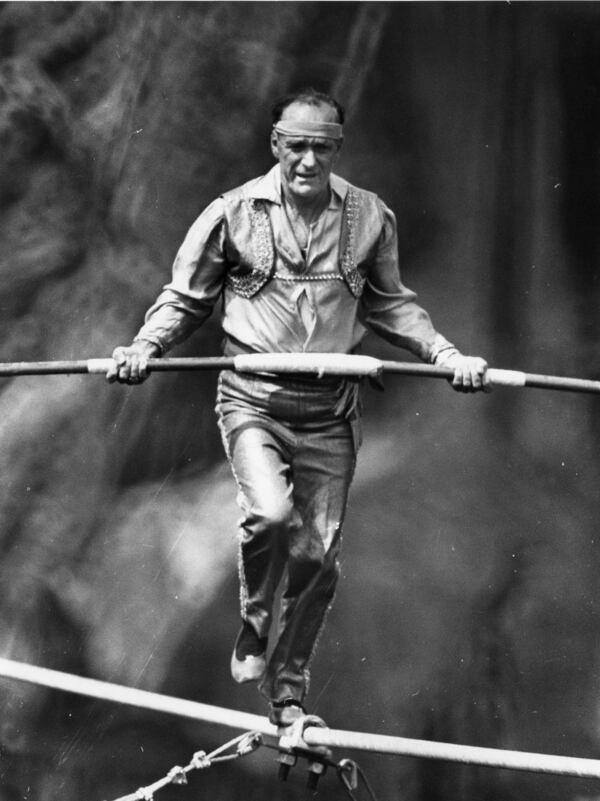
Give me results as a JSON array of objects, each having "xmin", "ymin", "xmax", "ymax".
[{"xmin": 0, "ymin": 353, "xmax": 597, "ymax": 395}]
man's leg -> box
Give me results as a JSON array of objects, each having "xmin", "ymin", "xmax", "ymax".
[
  {"xmin": 260, "ymin": 417, "xmax": 357, "ymax": 710},
  {"xmin": 219, "ymin": 418, "xmax": 300, "ymax": 681}
]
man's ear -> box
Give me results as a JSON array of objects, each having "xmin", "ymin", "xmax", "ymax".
[{"xmin": 270, "ymin": 132, "xmax": 279, "ymax": 160}]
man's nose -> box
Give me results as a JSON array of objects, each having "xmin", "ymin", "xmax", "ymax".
[{"xmin": 301, "ymin": 148, "xmax": 317, "ymax": 167}]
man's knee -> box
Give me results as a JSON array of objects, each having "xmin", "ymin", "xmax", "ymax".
[{"xmin": 245, "ymin": 496, "xmax": 297, "ymax": 535}]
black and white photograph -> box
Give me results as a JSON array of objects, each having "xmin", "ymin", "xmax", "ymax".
[{"xmin": 1, "ymin": 1, "xmax": 600, "ymax": 799}]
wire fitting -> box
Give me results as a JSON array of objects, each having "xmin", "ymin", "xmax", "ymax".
[
  {"xmin": 277, "ymin": 715, "xmax": 332, "ymax": 790},
  {"xmin": 167, "ymin": 766, "xmax": 187, "ymax": 785},
  {"xmin": 237, "ymin": 731, "xmax": 263, "ymax": 756},
  {"xmin": 190, "ymin": 751, "xmax": 211, "ymax": 770},
  {"xmin": 278, "ymin": 714, "xmax": 329, "ymax": 753},
  {"xmin": 107, "ymin": 731, "xmax": 262, "ymax": 801},
  {"xmin": 338, "ymin": 758, "xmax": 359, "ymax": 792}
]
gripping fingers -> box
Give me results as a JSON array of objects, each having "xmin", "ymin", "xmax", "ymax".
[
  {"xmin": 105, "ymin": 362, "xmax": 119, "ymax": 383},
  {"xmin": 106, "ymin": 348, "xmax": 126, "ymax": 383},
  {"xmin": 452, "ymin": 365, "xmax": 473, "ymax": 393},
  {"xmin": 106, "ymin": 347, "xmax": 149, "ymax": 384},
  {"xmin": 123, "ymin": 354, "xmax": 145, "ymax": 384},
  {"xmin": 452, "ymin": 357, "xmax": 490, "ymax": 393}
]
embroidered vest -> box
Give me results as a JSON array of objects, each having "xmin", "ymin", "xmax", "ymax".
[{"xmin": 221, "ymin": 179, "xmax": 384, "ymax": 299}]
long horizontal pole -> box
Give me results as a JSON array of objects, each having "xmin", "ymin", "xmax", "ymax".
[
  {"xmin": 1, "ymin": 657, "xmax": 600, "ymax": 779},
  {"xmin": 0, "ymin": 357, "xmax": 234, "ymax": 376},
  {"xmin": 0, "ymin": 353, "xmax": 598, "ymax": 395}
]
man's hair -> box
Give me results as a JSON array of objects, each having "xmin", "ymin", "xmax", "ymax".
[{"xmin": 271, "ymin": 88, "xmax": 345, "ymax": 126}]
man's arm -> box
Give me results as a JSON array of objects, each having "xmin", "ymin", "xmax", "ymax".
[
  {"xmin": 361, "ymin": 202, "xmax": 489, "ymax": 393},
  {"xmin": 107, "ymin": 199, "xmax": 228, "ymax": 385}
]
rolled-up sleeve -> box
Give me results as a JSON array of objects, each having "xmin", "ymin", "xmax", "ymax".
[
  {"xmin": 135, "ymin": 199, "xmax": 228, "ymax": 354},
  {"xmin": 361, "ymin": 203, "xmax": 455, "ymax": 363}
]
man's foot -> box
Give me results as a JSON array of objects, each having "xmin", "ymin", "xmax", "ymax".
[
  {"xmin": 269, "ymin": 698, "xmax": 306, "ymax": 727},
  {"xmin": 230, "ymin": 621, "xmax": 267, "ymax": 684}
]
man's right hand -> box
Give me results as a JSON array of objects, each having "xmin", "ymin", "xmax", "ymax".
[{"xmin": 106, "ymin": 340, "xmax": 161, "ymax": 384}]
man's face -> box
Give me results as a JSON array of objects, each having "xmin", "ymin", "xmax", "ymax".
[{"xmin": 271, "ymin": 102, "xmax": 341, "ymax": 203}]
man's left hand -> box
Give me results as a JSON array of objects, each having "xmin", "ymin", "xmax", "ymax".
[{"xmin": 438, "ymin": 352, "xmax": 490, "ymax": 393}]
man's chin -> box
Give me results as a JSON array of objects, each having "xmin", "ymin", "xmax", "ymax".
[{"xmin": 288, "ymin": 181, "xmax": 324, "ymax": 201}]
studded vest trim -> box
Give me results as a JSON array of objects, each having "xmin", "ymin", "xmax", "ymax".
[
  {"xmin": 338, "ymin": 187, "xmax": 366, "ymax": 298},
  {"xmin": 223, "ymin": 182, "xmax": 377, "ymax": 299},
  {"xmin": 224, "ymin": 199, "xmax": 275, "ymax": 299}
]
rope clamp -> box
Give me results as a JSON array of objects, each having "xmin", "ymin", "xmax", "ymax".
[
  {"xmin": 277, "ymin": 750, "xmax": 298, "ymax": 781},
  {"xmin": 277, "ymin": 714, "xmax": 332, "ymax": 789}
]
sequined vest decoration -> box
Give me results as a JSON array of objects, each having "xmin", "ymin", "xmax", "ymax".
[
  {"xmin": 224, "ymin": 184, "xmax": 370, "ymax": 299},
  {"xmin": 224, "ymin": 198, "xmax": 275, "ymax": 298},
  {"xmin": 338, "ymin": 187, "xmax": 366, "ymax": 298}
]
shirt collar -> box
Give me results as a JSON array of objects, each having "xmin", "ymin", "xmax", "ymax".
[{"xmin": 249, "ymin": 164, "xmax": 348, "ymax": 208}]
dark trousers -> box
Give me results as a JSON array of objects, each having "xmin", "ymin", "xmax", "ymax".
[{"xmin": 216, "ymin": 369, "xmax": 361, "ymax": 703}]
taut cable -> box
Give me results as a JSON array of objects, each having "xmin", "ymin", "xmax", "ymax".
[{"xmin": 2, "ymin": 658, "xmax": 600, "ymax": 779}]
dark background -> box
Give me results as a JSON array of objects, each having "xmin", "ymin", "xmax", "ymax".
[{"xmin": 1, "ymin": 2, "xmax": 600, "ymax": 799}]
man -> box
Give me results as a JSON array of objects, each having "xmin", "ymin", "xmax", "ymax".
[{"xmin": 107, "ymin": 89, "xmax": 489, "ymax": 727}]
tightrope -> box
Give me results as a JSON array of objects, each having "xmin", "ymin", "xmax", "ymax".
[
  {"xmin": 0, "ymin": 657, "xmax": 277, "ymax": 736},
  {"xmin": 1, "ymin": 657, "xmax": 600, "ymax": 779},
  {"xmin": 0, "ymin": 353, "xmax": 599, "ymax": 394}
]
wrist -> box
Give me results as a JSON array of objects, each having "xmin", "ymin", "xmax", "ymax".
[
  {"xmin": 132, "ymin": 338, "xmax": 162, "ymax": 358},
  {"xmin": 433, "ymin": 346, "xmax": 461, "ymax": 367}
]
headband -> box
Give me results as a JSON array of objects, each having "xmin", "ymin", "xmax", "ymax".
[{"xmin": 273, "ymin": 120, "xmax": 343, "ymax": 140}]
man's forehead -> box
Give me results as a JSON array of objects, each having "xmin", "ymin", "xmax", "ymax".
[{"xmin": 280, "ymin": 101, "xmax": 338, "ymax": 124}]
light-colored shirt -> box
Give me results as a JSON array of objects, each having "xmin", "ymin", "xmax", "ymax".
[{"xmin": 136, "ymin": 165, "xmax": 455, "ymax": 362}]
